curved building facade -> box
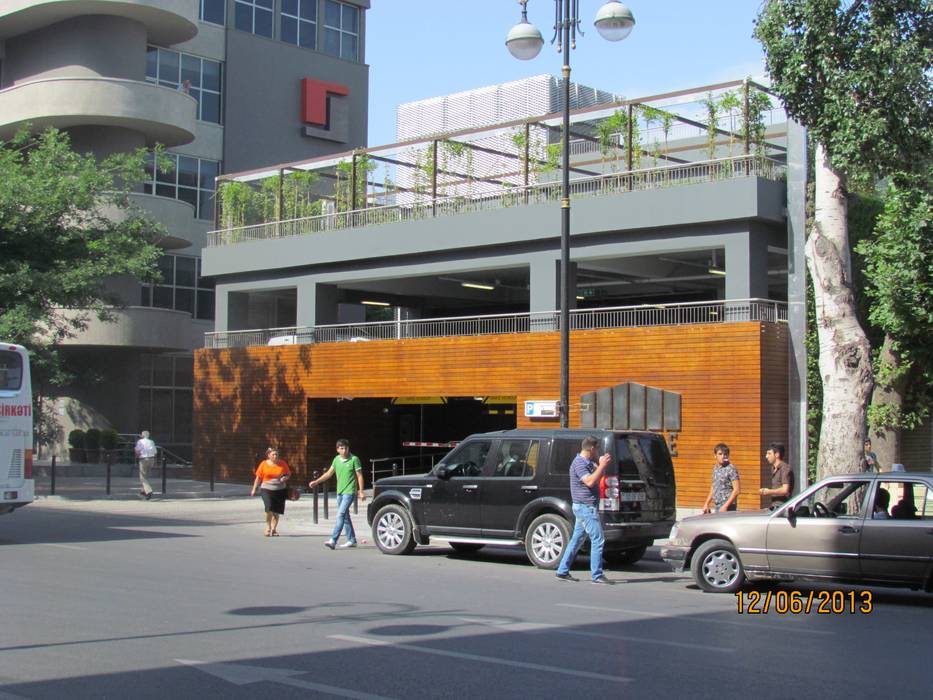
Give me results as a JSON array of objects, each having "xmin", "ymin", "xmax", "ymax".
[{"xmin": 0, "ymin": 0, "xmax": 370, "ymax": 459}]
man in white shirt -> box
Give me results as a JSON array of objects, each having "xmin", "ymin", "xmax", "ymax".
[{"xmin": 134, "ymin": 430, "xmax": 157, "ymax": 500}]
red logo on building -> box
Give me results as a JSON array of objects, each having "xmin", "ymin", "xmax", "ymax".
[{"xmin": 301, "ymin": 79, "xmax": 350, "ymax": 143}]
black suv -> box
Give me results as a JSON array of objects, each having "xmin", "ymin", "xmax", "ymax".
[{"xmin": 366, "ymin": 429, "xmax": 677, "ymax": 568}]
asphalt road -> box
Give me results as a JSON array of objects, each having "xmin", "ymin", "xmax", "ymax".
[{"xmin": 2, "ymin": 497, "xmax": 931, "ymax": 699}]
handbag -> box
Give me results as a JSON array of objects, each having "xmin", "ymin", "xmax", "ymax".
[{"xmin": 286, "ymin": 486, "xmax": 302, "ymax": 501}]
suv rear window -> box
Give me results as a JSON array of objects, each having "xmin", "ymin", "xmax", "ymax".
[
  {"xmin": 0, "ymin": 351, "xmax": 23, "ymax": 391},
  {"xmin": 616, "ymin": 434, "xmax": 675, "ymax": 483},
  {"xmin": 549, "ymin": 438, "xmax": 583, "ymax": 475}
]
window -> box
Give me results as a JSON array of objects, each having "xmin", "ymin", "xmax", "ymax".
[
  {"xmin": 139, "ymin": 354, "xmax": 193, "ymax": 446},
  {"xmin": 796, "ymin": 480, "xmax": 869, "ymax": 519},
  {"xmin": 494, "ymin": 440, "xmax": 539, "ymax": 478},
  {"xmin": 146, "ymin": 47, "xmax": 223, "ymax": 124},
  {"xmin": 875, "ymin": 481, "xmax": 931, "ymax": 520},
  {"xmin": 324, "ymin": 0, "xmax": 359, "ymax": 61},
  {"xmin": 200, "ymin": 0, "xmax": 226, "ymax": 25},
  {"xmin": 143, "ymin": 152, "xmax": 219, "ymax": 221},
  {"xmin": 282, "ymin": 0, "xmax": 317, "ymax": 49},
  {"xmin": 0, "ymin": 350, "xmax": 23, "ymax": 391},
  {"xmin": 235, "ymin": 0, "xmax": 273, "ymax": 37},
  {"xmin": 140, "ymin": 255, "xmax": 216, "ymax": 321},
  {"xmin": 438, "ymin": 441, "xmax": 491, "ymax": 478}
]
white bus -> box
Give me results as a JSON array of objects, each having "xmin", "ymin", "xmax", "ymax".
[{"xmin": 0, "ymin": 343, "xmax": 34, "ymax": 514}]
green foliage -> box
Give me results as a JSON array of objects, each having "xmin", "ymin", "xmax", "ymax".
[
  {"xmin": 717, "ymin": 90, "xmax": 742, "ymax": 156},
  {"xmin": 220, "ymin": 171, "xmax": 322, "ymax": 227},
  {"xmin": 335, "ymin": 153, "xmax": 375, "ymax": 212},
  {"xmin": 597, "ymin": 109, "xmax": 640, "ymax": 171},
  {"xmin": 84, "ymin": 428, "xmax": 101, "ymax": 450},
  {"xmin": 856, "ymin": 172, "xmax": 933, "ymax": 430},
  {"xmin": 640, "ymin": 105, "xmax": 675, "ymax": 165},
  {"xmin": 67, "ymin": 429, "xmax": 86, "ymax": 449},
  {"xmin": 755, "ymin": 0, "xmax": 933, "ymax": 183},
  {"xmin": 0, "ymin": 127, "xmax": 164, "ymax": 386},
  {"xmin": 703, "ymin": 92, "xmax": 720, "ymax": 161},
  {"xmin": 219, "ymin": 180, "xmax": 253, "ymax": 228},
  {"xmin": 100, "ymin": 427, "xmax": 120, "ymax": 451}
]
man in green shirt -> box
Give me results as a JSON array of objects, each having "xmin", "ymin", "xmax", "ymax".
[{"xmin": 309, "ymin": 438, "xmax": 366, "ymax": 549}]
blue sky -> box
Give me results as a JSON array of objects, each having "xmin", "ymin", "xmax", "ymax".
[{"xmin": 365, "ymin": 1, "xmax": 769, "ymax": 147}]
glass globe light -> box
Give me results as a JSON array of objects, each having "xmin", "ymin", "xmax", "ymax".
[
  {"xmin": 506, "ymin": 19, "xmax": 544, "ymax": 60},
  {"xmin": 594, "ymin": 0, "xmax": 635, "ymax": 42}
]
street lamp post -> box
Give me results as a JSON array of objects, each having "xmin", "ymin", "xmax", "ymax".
[{"xmin": 507, "ymin": 0, "xmax": 635, "ymax": 428}]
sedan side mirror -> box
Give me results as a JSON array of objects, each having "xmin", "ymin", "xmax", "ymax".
[{"xmin": 786, "ymin": 506, "xmax": 797, "ymax": 526}]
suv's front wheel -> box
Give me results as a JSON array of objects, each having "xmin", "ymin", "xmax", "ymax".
[
  {"xmin": 525, "ymin": 513, "xmax": 570, "ymax": 569},
  {"xmin": 372, "ymin": 504, "xmax": 416, "ymax": 555}
]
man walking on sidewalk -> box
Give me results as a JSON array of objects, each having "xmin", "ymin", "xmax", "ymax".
[
  {"xmin": 134, "ymin": 430, "xmax": 157, "ymax": 500},
  {"xmin": 555, "ymin": 435, "xmax": 613, "ymax": 584},
  {"xmin": 309, "ymin": 438, "xmax": 365, "ymax": 549}
]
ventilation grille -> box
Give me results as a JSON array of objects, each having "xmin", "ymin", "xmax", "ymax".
[{"xmin": 8, "ymin": 448, "xmax": 23, "ymax": 480}]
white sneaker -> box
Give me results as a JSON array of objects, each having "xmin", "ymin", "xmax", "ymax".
[
  {"xmin": 337, "ymin": 542, "xmax": 357, "ymax": 549},
  {"xmin": 324, "ymin": 540, "xmax": 335, "ymax": 550}
]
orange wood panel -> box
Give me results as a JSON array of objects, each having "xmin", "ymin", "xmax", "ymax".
[{"xmin": 194, "ymin": 322, "xmax": 788, "ymax": 508}]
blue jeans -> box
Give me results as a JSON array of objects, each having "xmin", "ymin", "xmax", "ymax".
[
  {"xmin": 556, "ymin": 503, "xmax": 605, "ymax": 580},
  {"xmin": 330, "ymin": 493, "xmax": 357, "ymax": 544}
]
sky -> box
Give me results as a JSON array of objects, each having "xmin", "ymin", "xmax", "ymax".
[{"xmin": 364, "ymin": 1, "xmax": 769, "ymax": 147}]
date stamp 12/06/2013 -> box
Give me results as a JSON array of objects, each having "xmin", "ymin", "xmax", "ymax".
[{"xmin": 735, "ymin": 589, "xmax": 873, "ymax": 615}]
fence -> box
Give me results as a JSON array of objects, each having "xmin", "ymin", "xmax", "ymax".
[
  {"xmin": 207, "ymin": 155, "xmax": 785, "ymax": 247},
  {"xmin": 205, "ymin": 299, "xmax": 787, "ymax": 349}
]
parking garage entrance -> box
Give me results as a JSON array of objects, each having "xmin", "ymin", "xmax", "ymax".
[{"xmin": 306, "ymin": 396, "xmax": 516, "ymax": 483}]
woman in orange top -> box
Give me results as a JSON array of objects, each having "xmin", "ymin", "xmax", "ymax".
[{"xmin": 250, "ymin": 448, "xmax": 291, "ymax": 536}]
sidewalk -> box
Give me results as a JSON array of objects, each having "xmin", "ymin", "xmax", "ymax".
[{"xmin": 32, "ymin": 473, "xmax": 247, "ymax": 500}]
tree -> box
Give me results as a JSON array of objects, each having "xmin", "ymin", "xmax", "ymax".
[
  {"xmin": 856, "ymin": 171, "xmax": 933, "ymax": 466},
  {"xmin": 0, "ymin": 127, "xmax": 164, "ymax": 389},
  {"xmin": 755, "ymin": 0, "xmax": 933, "ymax": 479}
]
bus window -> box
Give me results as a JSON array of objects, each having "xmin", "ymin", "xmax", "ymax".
[{"xmin": 0, "ymin": 350, "xmax": 23, "ymax": 391}]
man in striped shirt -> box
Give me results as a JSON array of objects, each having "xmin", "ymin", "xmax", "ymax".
[{"xmin": 555, "ymin": 435, "xmax": 613, "ymax": 584}]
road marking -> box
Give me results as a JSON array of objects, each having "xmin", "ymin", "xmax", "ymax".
[
  {"xmin": 38, "ymin": 543, "xmax": 86, "ymax": 551},
  {"xmin": 556, "ymin": 603, "xmax": 834, "ymax": 636},
  {"xmin": 556, "ymin": 627, "xmax": 734, "ymax": 652},
  {"xmin": 329, "ymin": 634, "xmax": 631, "ymax": 683},
  {"xmin": 177, "ymin": 659, "xmax": 394, "ymax": 699},
  {"xmin": 456, "ymin": 616, "xmax": 556, "ymax": 631}
]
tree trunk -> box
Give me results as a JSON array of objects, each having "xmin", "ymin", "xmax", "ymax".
[
  {"xmin": 806, "ymin": 144, "xmax": 874, "ymax": 480},
  {"xmin": 868, "ymin": 334, "xmax": 909, "ymax": 470}
]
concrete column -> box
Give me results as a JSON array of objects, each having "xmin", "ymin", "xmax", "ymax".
[
  {"xmin": 529, "ymin": 255, "xmax": 559, "ymax": 314},
  {"xmin": 724, "ymin": 231, "xmax": 769, "ymax": 300},
  {"xmin": 297, "ymin": 280, "xmax": 338, "ymax": 327}
]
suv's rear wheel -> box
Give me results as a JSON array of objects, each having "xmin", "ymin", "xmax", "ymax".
[
  {"xmin": 525, "ymin": 513, "xmax": 571, "ymax": 569},
  {"xmin": 604, "ymin": 543, "xmax": 649, "ymax": 567},
  {"xmin": 373, "ymin": 504, "xmax": 416, "ymax": 555},
  {"xmin": 691, "ymin": 538, "xmax": 745, "ymax": 592}
]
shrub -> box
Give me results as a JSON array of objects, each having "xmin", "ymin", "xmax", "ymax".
[
  {"xmin": 67, "ymin": 429, "xmax": 86, "ymax": 449},
  {"xmin": 100, "ymin": 428, "xmax": 120, "ymax": 451},
  {"xmin": 84, "ymin": 428, "xmax": 101, "ymax": 450}
]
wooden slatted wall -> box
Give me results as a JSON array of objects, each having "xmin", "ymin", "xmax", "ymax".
[{"xmin": 194, "ymin": 321, "xmax": 788, "ymax": 507}]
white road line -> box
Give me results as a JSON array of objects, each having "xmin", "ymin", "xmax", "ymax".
[
  {"xmin": 556, "ymin": 603, "xmax": 835, "ymax": 636},
  {"xmin": 456, "ymin": 617, "xmax": 557, "ymax": 632},
  {"xmin": 38, "ymin": 543, "xmax": 86, "ymax": 551},
  {"xmin": 329, "ymin": 634, "xmax": 630, "ymax": 683},
  {"xmin": 556, "ymin": 628, "xmax": 734, "ymax": 652}
]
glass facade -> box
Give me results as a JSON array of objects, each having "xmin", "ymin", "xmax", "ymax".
[
  {"xmin": 234, "ymin": 0, "xmax": 274, "ymax": 38},
  {"xmin": 282, "ymin": 0, "xmax": 317, "ymax": 49},
  {"xmin": 146, "ymin": 47, "xmax": 223, "ymax": 124},
  {"xmin": 199, "ymin": 0, "xmax": 226, "ymax": 25},
  {"xmin": 139, "ymin": 354, "xmax": 193, "ymax": 446},
  {"xmin": 140, "ymin": 255, "xmax": 216, "ymax": 321},
  {"xmin": 324, "ymin": 0, "xmax": 359, "ymax": 61},
  {"xmin": 143, "ymin": 152, "xmax": 219, "ymax": 221}
]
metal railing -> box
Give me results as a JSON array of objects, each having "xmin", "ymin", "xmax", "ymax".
[
  {"xmin": 369, "ymin": 453, "xmax": 447, "ymax": 485},
  {"xmin": 205, "ymin": 298, "xmax": 787, "ymax": 349},
  {"xmin": 206, "ymin": 155, "xmax": 785, "ymax": 247}
]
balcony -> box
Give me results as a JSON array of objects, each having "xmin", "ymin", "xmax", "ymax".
[
  {"xmin": 206, "ymin": 79, "xmax": 788, "ymax": 250},
  {"xmin": 0, "ymin": 0, "xmax": 197, "ymax": 45},
  {"xmin": 205, "ymin": 299, "xmax": 787, "ymax": 349},
  {"xmin": 59, "ymin": 306, "xmax": 206, "ymax": 351},
  {"xmin": 0, "ymin": 77, "xmax": 197, "ymax": 146}
]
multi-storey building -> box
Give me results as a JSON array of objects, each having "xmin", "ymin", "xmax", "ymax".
[{"xmin": 0, "ymin": 0, "xmax": 370, "ymax": 459}]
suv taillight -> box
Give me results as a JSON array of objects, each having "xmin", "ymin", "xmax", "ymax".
[
  {"xmin": 599, "ymin": 476, "xmax": 620, "ymax": 511},
  {"xmin": 24, "ymin": 449, "xmax": 33, "ymax": 479}
]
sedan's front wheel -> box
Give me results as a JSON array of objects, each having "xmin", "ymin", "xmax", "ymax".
[{"xmin": 691, "ymin": 538, "xmax": 745, "ymax": 593}]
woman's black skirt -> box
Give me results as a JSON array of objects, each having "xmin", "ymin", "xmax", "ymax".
[{"xmin": 260, "ymin": 487, "xmax": 287, "ymax": 515}]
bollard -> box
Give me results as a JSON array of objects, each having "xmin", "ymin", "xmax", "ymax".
[
  {"xmin": 392, "ymin": 462, "xmax": 398, "ymax": 477},
  {"xmin": 161, "ymin": 453, "xmax": 167, "ymax": 495},
  {"xmin": 106, "ymin": 456, "xmax": 111, "ymax": 495},
  {"xmin": 210, "ymin": 455, "xmax": 215, "ymax": 492},
  {"xmin": 323, "ymin": 480, "xmax": 329, "ymax": 519},
  {"xmin": 312, "ymin": 484, "xmax": 319, "ymax": 524},
  {"xmin": 50, "ymin": 455, "xmax": 56, "ymax": 496}
]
